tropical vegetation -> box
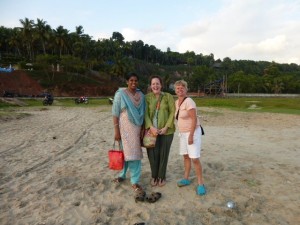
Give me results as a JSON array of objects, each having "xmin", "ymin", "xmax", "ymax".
[{"xmin": 1, "ymin": 18, "xmax": 300, "ymax": 94}]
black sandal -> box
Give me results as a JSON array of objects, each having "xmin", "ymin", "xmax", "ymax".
[
  {"xmin": 112, "ymin": 177, "xmax": 125, "ymax": 184},
  {"xmin": 146, "ymin": 192, "xmax": 162, "ymax": 203},
  {"xmin": 134, "ymin": 191, "xmax": 146, "ymax": 203}
]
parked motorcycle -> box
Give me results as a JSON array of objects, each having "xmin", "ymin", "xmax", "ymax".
[
  {"xmin": 43, "ymin": 94, "xmax": 54, "ymax": 106},
  {"xmin": 75, "ymin": 96, "xmax": 89, "ymax": 104}
]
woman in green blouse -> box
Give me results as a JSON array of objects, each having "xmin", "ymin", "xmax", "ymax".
[{"xmin": 144, "ymin": 75, "xmax": 175, "ymax": 186}]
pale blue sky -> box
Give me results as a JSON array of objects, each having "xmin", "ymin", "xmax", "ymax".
[{"xmin": 1, "ymin": 0, "xmax": 300, "ymax": 64}]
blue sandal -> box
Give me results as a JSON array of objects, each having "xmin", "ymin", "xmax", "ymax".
[
  {"xmin": 177, "ymin": 179, "xmax": 191, "ymax": 187},
  {"xmin": 197, "ymin": 184, "xmax": 206, "ymax": 196}
]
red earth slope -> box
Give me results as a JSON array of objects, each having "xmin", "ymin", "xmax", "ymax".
[{"xmin": 0, "ymin": 70, "xmax": 43, "ymax": 96}]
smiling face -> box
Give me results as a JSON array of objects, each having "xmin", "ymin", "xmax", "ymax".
[
  {"xmin": 127, "ymin": 76, "xmax": 138, "ymax": 91},
  {"xmin": 150, "ymin": 78, "xmax": 162, "ymax": 95},
  {"xmin": 175, "ymin": 84, "xmax": 187, "ymax": 97}
]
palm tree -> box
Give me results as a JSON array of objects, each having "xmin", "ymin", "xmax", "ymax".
[
  {"xmin": 8, "ymin": 28, "xmax": 22, "ymax": 56},
  {"xmin": 69, "ymin": 26, "xmax": 83, "ymax": 57},
  {"xmin": 54, "ymin": 26, "xmax": 69, "ymax": 57},
  {"xmin": 34, "ymin": 18, "xmax": 51, "ymax": 55},
  {"xmin": 75, "ymin": 25, "xmax": 84, "ymax": 36},
  {"xmin": 271, "ymin": 78, "xmax": 284, "ymax": 94},
  {"xmin": 19, "ymin": 18, "xmax": 34, "ymax": 60}
]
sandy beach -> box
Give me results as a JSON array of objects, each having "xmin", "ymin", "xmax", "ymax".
[{"xmin": 0, "ymin": 106, "xmax": 299, "ymax": 225}]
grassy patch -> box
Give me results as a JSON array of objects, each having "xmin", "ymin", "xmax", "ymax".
[
  {"xmin": 18, "ymin": 97, "xmax": 112, "ymax": 107},
  {"xmin": 193, "ymin": 97, "xmax": 300, "ymax": 115},
  {"xmin": 1, "ymin": 97, "xmax": 300, "ymax": 115},
  {"xmin": 53, "ymin": 98, "xmax": 111, "ymax": 107}
]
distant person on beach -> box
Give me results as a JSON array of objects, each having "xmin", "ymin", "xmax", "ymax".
[
  {"xmin": 112, "ymin": 72, "xmax": 146, "ymax": 194},
  {"xmin": 174, "ymin": 80, "xmax": 206, "ymax": 196},
  {"xmin": 144, "ymin": 75, "xmax": 175, "ymax": 187}
]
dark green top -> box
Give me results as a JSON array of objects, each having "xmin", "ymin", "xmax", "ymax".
[{"xmin": 145, "ymin": 92, "xmax": 176, "ymax": 135}]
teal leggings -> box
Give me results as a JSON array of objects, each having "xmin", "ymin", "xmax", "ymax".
[{"xmin": 118, "ymin": 160, "xmax": 141, "ymax": 184}]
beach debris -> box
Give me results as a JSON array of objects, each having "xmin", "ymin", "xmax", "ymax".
[{"xmin": 226, "ymin": 200, "xmax": 236, "ymax": 209}]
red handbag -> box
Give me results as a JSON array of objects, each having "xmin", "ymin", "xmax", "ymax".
[{"xmin": 108, "ymin": 141, "xmax": 124, "ymax": 170}]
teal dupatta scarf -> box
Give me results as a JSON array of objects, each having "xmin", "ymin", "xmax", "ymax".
[{"xmin": 112, "ymin": 89, "xmax": 145, "ymax": 126}]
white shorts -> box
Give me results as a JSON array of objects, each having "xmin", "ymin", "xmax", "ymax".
[{"xmin": 179, "ymin": 126, "xmax": 202, "ymax": 158}]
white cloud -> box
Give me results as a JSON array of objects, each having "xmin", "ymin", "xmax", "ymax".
[
  {"xmin": 121, "ymin": 27, "xmax": 178, "ymax": 51},
  {"xmin": 257, "ymin": 35, "xmax": 287, "ymax": 53},
  {"xmin": 174, "ymin": 0, "xmax": 300, "ymax": 64},
  {"xmin": 93, "ymin": 32, "xmax": 111, "ymax": 40},
  {"xmin": 231, "ymin": 35, "xmax": 287, "ymax": 54},
  {"xmin": 180, "ymin": 22, "xmax": 210, "ymax": 37},
  {"xmin": 122, "ymin": 26, "xmax": 167, "ymax": 42}
]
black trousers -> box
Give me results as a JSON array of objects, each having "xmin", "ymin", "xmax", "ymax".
[{"xmin": 146, "ymin": 134, "xmax": 174, "ymax": 180}]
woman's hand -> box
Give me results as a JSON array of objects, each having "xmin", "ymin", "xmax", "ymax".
[
  {"xmin": 158, "ymin": 127, "xmax": 168, "ymax": 135},
  {"xmin": 114, "ymin": 127, "xmax": 121, "ymax": 141},
  {"xmin": 150, "ymin": 126, "xmax": 159, "ymax": 136}
]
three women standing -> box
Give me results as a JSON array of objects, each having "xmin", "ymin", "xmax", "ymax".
[
  {"xmin": 112, "ymin": 74, "xmax": 206, "ymax": 196},
  {"xmin": 144, "ymin": 76, "xmax": 175, "ymax": 187},
  {"xmin": 112, "ymin": 72, "xmax": 146, "ymax": 192}
]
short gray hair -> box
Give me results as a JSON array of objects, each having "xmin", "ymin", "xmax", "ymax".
[{"xmin": 174, "ymin": 80, "xmax": 188, "ymax": 90}]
